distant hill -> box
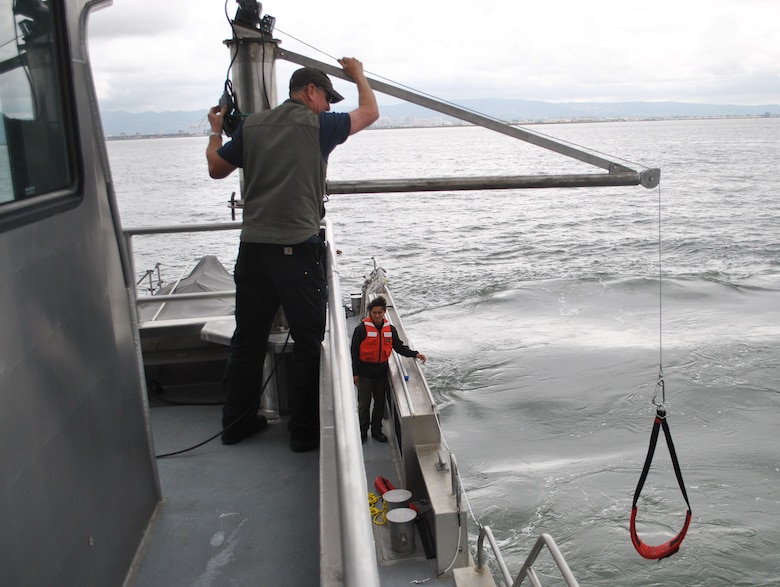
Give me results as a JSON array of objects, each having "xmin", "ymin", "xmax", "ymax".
[
  {"xmin": 379, "ymin": 99, "xmax": 780, "ymax": 122},
  {"xmin": 98, "ymin": 100, "xmax": 780, "ymax": 137}
]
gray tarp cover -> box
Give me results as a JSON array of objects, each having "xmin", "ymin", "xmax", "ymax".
[{"xmin": 138, "ymin": 255, "xmax": 235, "ymax": 321}]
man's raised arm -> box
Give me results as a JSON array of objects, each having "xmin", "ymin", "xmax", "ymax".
[{"xmin": 339, "ymin": 57, "xmax": 379, "ymax": 135}]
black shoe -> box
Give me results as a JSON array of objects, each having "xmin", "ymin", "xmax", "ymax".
[
  {"xmin": 290, "ymin": 434, "xmax": 320, "ymax": 453},
  {"xmin": 221, "ymin": 415, "xmax": 268, "ymax": 445},
  {"xmin": 361, "ymin": 431, "xmax": 368, "ymax": 444},
  {"xmin": 371, "ymin": 431, "xmax": 388, "ymax": 443}
]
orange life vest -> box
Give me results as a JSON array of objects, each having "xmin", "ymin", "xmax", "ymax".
[{"xmin": 359, "ymin": 318, "xmax": 393, "ymax": 364}]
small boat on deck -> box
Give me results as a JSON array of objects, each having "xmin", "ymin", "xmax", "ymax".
[
  {"xmin": 138, "ymin": 255, "xmax": 235, "ymax": 322},
  {"xmin": 0, "ymin": 1, "xmax": 657, "ymax": 585}
]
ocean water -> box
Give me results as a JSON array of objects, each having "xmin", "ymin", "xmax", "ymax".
[{"xmin": 109, "ymin": 117, "xmax": 780, "ymax": 586}]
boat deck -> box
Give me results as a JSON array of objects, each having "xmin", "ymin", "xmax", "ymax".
[
  {"xmin": 132, "ymin": 405, "xmax": 319, "ymax": 587},
  {"xmin": 131, "ymin": 403, "xmax": 454, "ymax": 586}
]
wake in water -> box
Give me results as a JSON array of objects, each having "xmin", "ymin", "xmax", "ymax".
[{"xmin": 405, "ymin": 272, "xmax": 780, "ymax": 586}]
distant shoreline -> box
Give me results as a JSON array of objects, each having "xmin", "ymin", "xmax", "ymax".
[{"xmin": 104, "ymin": 113, "xmax": 778, "ymax": 141}]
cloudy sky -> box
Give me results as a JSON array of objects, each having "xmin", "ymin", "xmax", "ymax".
[{"xmin": 87, "ymin": 0, "xmax": 780, "ymax": 113}]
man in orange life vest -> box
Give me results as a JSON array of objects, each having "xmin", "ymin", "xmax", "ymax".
[{"xmin": 350, "ymin": 296, "xmax": 427, "ymax": 443}]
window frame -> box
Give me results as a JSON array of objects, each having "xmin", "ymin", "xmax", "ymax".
[{"xmin": 0, "ymin": 0, "xmax": 84, "ymax": 233}]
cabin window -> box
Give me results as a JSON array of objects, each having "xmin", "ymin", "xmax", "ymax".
[{"xmin": 0, "ymin": 0, "xmax": 78, "ymax": 228}]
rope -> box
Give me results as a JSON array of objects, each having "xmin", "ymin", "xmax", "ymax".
[
  {"xmin": 368, "ymin": 492, "xmax": 387, "ymax": 525},
  {"xmin": 629, "ymin": 182, "xmax": 691, "ymax": 559},
  {"xmin": 657, "ymin": 183, "xmax": 665, "ymax": 391}
]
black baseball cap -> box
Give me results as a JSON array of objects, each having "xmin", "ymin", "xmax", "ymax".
[{"xmin": 289, "ymin": 67, "xmax": 344, "ymax": 104}]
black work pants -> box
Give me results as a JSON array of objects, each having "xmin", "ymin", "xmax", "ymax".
[
  {"xmin": 222, "ymin": 238, "xmax": 327, "ymax": 441},
  {"xmin": 357, "ymin": 375, "xmax": 389, "ymax": 434}
]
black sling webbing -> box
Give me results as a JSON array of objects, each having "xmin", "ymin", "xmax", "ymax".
[{"xmin": 630, "ymin": 407, "xmax": 692, "ymax": 559}]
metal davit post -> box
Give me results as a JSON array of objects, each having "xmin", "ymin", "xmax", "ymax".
[
  {"xmin": 224, "ymin": 24, "xmax": 279, "ymax": 201},
  {"xmin": 226, "ymin": 25, "xmax": 279, "ymax": 113}
]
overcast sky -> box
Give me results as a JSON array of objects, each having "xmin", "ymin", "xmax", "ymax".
[{"xmin": 87, "ymin": 0, "xmax": 780, "ymax": 113}]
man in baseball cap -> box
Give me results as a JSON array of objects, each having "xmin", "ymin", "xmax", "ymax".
[
  {"xmin": 289, "ymin": 67, "xmax": 345, "ymax": 104},
  {"xmin": 206, "ymin": 57, "xmax": 378, "ymax": 452}
]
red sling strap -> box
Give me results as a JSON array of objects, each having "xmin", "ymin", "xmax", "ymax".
[{"xmin": 630, "ymin": 407, "xmax": 692, "ymax": 559}]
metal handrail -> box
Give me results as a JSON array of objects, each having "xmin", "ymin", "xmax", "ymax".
[
  {"xmin": 512, "ymin": 533, "xmax": 580, "ymax": 587},
  {"xmin": 477, "ymin": 527, "xmax": 579, "ymax": 587},
  {"xmin": 135, "ymin": 290, "xmax": 235, "ymax": 304},
  {"xmin": 477, "ymin": 525, "xmax": 514, "ymax": 586},
  {"xmin": 382, "ymin": 286, "xmax": 438, "ymax": 410},
  {"xmin": 123, "ymin": 222, "xmax": 240, "ymax": 236},
  {"xmin": 323, "ymin": 218, "xmax": 382, "ymax": 587},
  {"xmin": 122, "ymin": 222, "xmax": 240, "ymax": 309}
]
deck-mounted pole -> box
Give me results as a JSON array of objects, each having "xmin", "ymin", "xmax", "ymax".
[
  {"xmin": 225, "ymin": 25, "xmax": 279, "ymax": 113},
  {"xmin": 224, "ymin": 25, "xmax": 279, "ymax": 201}
]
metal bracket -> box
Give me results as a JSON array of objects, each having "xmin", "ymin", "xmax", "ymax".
[
  {"xmin": 640, "ymin": 168, "xmax": 661, "ymax": 189},
  {"xmin": 435, "ymin": 449, "xmax": 450, "ymax": 471}
]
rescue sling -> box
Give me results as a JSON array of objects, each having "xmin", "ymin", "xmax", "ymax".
[{"xmin": 630, "ymin": 407, "xmax": 692, "ymax": 559}]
